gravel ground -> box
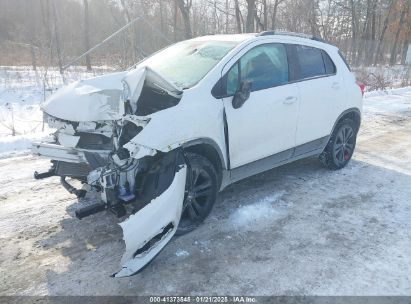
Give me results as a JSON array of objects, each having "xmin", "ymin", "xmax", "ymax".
[{"xmin": 0, "ymin": 89, "xmax": 410, "ymax": 295}]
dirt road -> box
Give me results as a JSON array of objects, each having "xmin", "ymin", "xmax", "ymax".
[{"xmin": 1, "ymin": 89, "xmax": 410, "ymax": 295}]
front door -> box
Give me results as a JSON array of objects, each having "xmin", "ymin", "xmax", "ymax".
[{"xmin": 222, "ymin": 43, "xmax": 299, "ymax": 168}]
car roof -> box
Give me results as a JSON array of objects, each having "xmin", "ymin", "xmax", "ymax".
[{"xmin": 191, "ymin": 32, "xmax": 336, "ymax": 50}]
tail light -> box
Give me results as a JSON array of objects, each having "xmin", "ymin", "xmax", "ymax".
[{"xmin": 356, "ymin": 80, "xmax": 365, "ymax": 96}]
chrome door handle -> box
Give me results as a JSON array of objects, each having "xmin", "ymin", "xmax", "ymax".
[
  {"xmin": 284, "ymin": 96, "xmax": 297, "ymax": 105},
  {"xmin": 331, "ymin": 82, "xmax": 340, "ymax": 89}
]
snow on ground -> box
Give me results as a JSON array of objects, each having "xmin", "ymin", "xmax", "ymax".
[
  {"xmin": 364, "ymin": 86, "xmax": 411, "ymax": 115},
  {"xmin": 175, "ymin": 249, "xmax": 190, "ymax": 257},
  {"xmin": 0, "ymin": 66, "xmax": 115, "ymax": 156},
  {"xmin": 0, "ymin": 132, "xmax": 52, "ymax": 158},
  {"xmin": 229, "ymin": 190, "xmax": 288, "ymax": 229}
]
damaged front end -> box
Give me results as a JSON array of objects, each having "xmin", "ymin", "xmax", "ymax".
[{"xmin": 32, "ymin": 66, "xmax": 188, "ymax": 276}]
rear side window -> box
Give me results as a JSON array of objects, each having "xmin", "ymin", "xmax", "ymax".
[
  {"xmin": 296, "ymin": 45, "xmax": 325, "ymax": 79},
  {"xmin": 322, "ymin": 50, "xmax": 336, "ymax": 74},
  {"xmin": 295, "ymin": 45, "xmax": 338, "ymax": 80}
]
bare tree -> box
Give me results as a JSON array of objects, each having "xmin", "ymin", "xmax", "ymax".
[
  {"xmin": 374, "ymin": 0, "xmax": 396, "ymax": 65},
  {"xmin": 246, "ymin": 0, "xmax": 255, "ymax": 32},
  {"xmin": 83, "ymin": 0, "xmax": 92, "ymax": 71},
  {"xmin": 51, "ymin": 0, "xmax": 64, "ymax": 76},
  {"xmin": 234, "ymin": 0, "xmax": 243, "ymax": 33},
  {"xmin": 390, "ymin": 0, "xmax": 410, "ymax": 65},
  {"xmin": 177, "ymin": 0, "xmax": 193, "ymax": 39},
  {"xmin": 271, "ymin": 0, "xmax": 284, "ymax": 30}
]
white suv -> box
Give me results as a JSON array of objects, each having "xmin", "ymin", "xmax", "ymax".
[{"xmin": 32, "ymin": 32, "xmax": 364, "ymax": 277}]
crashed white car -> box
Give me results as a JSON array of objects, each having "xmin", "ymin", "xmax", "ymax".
[{"xmin": 32, "ymin": 32, "xmax": 364, "ymax": 277}]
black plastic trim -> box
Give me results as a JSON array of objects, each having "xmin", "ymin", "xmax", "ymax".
[
  {"xmin": 181, "ymin": 138, "xmax": 227, "ymax": 170},
  {"xmin": 229, "ymin": 136, "xmax": 329, "ymax": 184}
]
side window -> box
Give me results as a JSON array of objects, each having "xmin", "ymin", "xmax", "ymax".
[
  {"xmin": 322, "ymin": 50, "xmax": 336, "ymax": 75},
  {"xmin": 239, "ymin": 43, "xmax": 289, "ymax": 92},
  {"xmin": 296, "ymin": 45, "xmax": 325, "ymax": 79}
]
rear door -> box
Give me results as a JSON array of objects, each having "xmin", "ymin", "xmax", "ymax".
[
  {"xmin": 221, "ymin": 43, "xmax": 300, "ymax": 168},
  {"xmin": 292, "ymin": 45, "xmax": 345, "ymax": 150}
]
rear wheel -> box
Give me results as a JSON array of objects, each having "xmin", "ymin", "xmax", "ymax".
[
  {"xmin": 176, "ymin": 152, "xmax": 218, "ymax": 236},
  {"xmin": 320, "ymin": 118, "xmax": 357, "ymax": 170}
]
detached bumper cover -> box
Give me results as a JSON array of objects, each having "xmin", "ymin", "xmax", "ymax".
[{"xmin": 114, "ymin": 163, "xmax": 187, "ymax": 278}]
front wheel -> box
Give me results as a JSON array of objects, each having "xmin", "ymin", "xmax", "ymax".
[
  {"xmin": 175, "ymin": 152, "xmax": 218, "ymax": 236},
  {"xmin": 320, "ymin": 118, "xmax": 358, "ymax": 170}
]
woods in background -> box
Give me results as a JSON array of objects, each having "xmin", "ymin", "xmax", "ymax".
[{"xmin": 0, "ymin": 0, "xmax": 410, "ymax": 70}]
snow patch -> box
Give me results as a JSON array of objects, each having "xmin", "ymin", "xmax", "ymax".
[
  {"xmin": 363, "ymin": 86, "xmax": 411, "ymax": 116},
  {"xmin": 230, "ymin": 191, "xmax": 288, "ymax": 228},
  {"xmin": 0, "ymin": 132, "xmax": 51, "ymax": 157},
  {"xmin": 175, "ymin": 249, "xmax": 189, "ymax": 257}
]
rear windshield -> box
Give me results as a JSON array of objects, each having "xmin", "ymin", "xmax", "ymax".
[{"xmin": 142, "ymin": 40, "xmax": 239, "ymax": 89}]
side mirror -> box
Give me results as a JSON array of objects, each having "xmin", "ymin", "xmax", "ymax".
[{"xmin": 232, "ymin": 80, "xmax": 251, "ymax": 109}]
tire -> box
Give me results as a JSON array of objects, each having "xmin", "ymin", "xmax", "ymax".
[
  {"xmin": 175, "ymin": 152, "xmax": 218, "ymax": 236},
  {"xmin": 319, "ymin": 118, "xmax": 358, "ymax": 170}
]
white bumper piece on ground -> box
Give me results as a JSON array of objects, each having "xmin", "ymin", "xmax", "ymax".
[{"xmin": 114, "ymin": 164, "xmax": 187, "ymax": 278}]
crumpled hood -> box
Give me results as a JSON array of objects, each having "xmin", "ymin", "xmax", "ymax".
[
  {"xmin": 42, "ymin": 67, "xmax": 183, "ymax": 122},
  {"xmin": 42, "ymin": 71, "xmax": 127, "ymax": 122}
]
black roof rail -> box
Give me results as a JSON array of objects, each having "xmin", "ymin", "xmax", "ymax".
[{"xmin": 257, "ymin": 31, "xmax": 327, "ymax": 44}]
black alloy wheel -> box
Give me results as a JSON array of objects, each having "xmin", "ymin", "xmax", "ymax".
[
  {"xmin": 320, "ymin": 118, "xmax": 358, "ymax": 170},
  {"xmin": 176, "ymin": 152, "xmax": 218, "ymax": 236}
]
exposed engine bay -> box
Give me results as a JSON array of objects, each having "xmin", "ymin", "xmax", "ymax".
[{"xmin": 32, "ymin": 66, "xmax": 190, "ymax": 276}]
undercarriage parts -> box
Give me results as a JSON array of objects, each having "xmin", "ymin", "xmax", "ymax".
[
  {"xmin": 60, "ymin": 177, "xmax": 87, "ymax": 198},
  {"xmin": 34, "ymin": 163, "xmax": 56, "ymax": 179},
  {"xmin": 75, "ymin": 202, "xmax": 106, "ymax": 220}
]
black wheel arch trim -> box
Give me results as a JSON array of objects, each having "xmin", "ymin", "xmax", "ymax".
[
  {"xmin": 181, "ymin": 138, "xmax": 226, "ymax": 170},
  {"xmin": 330, "ymin": 108, "xmax": 362, "ymax": 135}
]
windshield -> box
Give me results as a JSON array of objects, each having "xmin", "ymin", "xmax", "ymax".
[{"xmin": 142, "ymin": 40, "xmax": 239, "ymax": 89}]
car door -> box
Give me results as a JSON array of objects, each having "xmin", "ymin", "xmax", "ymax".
[
  {"xmin": 221, "ymin": 43, "xmax": 300, "ymax": 168},
  {"xmin": 293, "ymin": 45, "xmax": 346, "ymax": 151}
]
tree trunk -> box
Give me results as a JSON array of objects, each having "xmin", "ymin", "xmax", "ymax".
[
  {"xmin": 83, "ymin": 0, "xmax": 92, "ymax": 71},
  {"xmin": 271, "ymin": 0, "xmax": 280, "ymax": 30},
  {"xmin": 174, "ymin": 0, "xmax": 178, "ymax": 41},
  {"xmin": 51, "ymin": 0, "xmax": 64, "ymax": 78},
  {"xmin": 310, "ymin": 0, "xmax": 320, "ymax": 37},
  {"xmin": 356, "ymin": 0, "xmax": 372, "ymax": 66},
  {"xmin": 246, "ymin": 0, "xmax": 255, "ymax": 33},
  {"xmin": 225, "ymin": 0, "xmax": 229, "ymax": 33},
  {"xmin": 349, "ymin": 0, "xmax": 357, "ymax": 64},
  {"xmin": 389, "ymin": 1, "xmax": 410, "ymax": 66},
  {"xmin": 401, "ymin": 23, "xmax": 411, "ymax": 64},
  {"xmin": 263, "ymin": 0, "xmax": 268, "ymax": 30},
  {"xmin": 234, "ymin": 0, "xmax": 242, "ymax": 33},
  {"xmin": 365, "ymin": 0, "xmax": 377, "ymax": 66},
  {"xmin": 28, "ymin": 9, "xmax": 37, "ymax": 72},
  {"xmin": 374, "ymin": 0, "xmax": 395, "ymax": 65},
  {"xmin": 177, "ymin": 0, "xmax": 192, "ymax": 39},
  {"xmin": 120, "ymin": 0, "xmax": 138, "ymax": 64}
]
